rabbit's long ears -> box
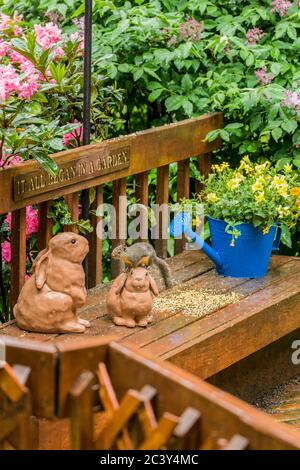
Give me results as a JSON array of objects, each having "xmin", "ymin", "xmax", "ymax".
[{"xmin": 35, "ymin": 249, "xmax": 50, "ymax": 289}]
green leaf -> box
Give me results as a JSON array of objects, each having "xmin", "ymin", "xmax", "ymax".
[
  {"xmin": 148, "ymin": 88, "xmax": 163, "ymax": 102},
  {"xmin": 220, "ymin": 129, "xmax": 230, "ymax": 142},
  {"xmin": 281, "ymin": 120, "xmax": 298, "ymax": 134},
  {"xmin": 165, "ymin": 95, "xmax": 185, "ymax": 112},
  {"xmin": 181, "ymin": 74, "xmax": 193, "ymax": 93},
  {"xmin": 271, "ymin": 127, "xmax": 283, "ymax": 142},
  {"xmin": 280, "ymin": 224, "xmax": 292, "ymax": 249},
  {"xmin": 34, "ymin": 152, "xmax": 59, "ymax": 176},
  {"xmin": 182, "ymin": 99, "xmax": 193, "ymax": 116}
]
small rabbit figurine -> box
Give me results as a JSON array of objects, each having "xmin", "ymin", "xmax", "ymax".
[
  {"xmin": 107, "ymin": 266, "xmax": 159, "ymax": 328},
  {"xmin": 14, "ymin": 232, "xmax": 90, "ymax": 334}
]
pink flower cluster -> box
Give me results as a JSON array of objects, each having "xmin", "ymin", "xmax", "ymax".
[
  {"xmin": 0, "ymin": 13, "xmax": 23, "ymax": 36},
  {"xmin": 271, "ymin": 0, "xmax": 292, "ymax": 16},
  {"xmin": 281, "ymin": 90, "xmax": 300, "ymax": 115},
  {"xmin": 0, "ymin": 63, "xmax": 39, "ymax": 102},
  {"xmin": 71, "ymin": 17, "xmax": 84, "ymax": 52},
  {"xmin": 1, "ymin": 206, "xmax": 39, "ymax": 264},
  {"xmin": 63, "ymin": 120, "xmax": 83, "ymax": 147},
  {"xmin": 179, "ymin": 18, "xmax": 203, "ymax": 42},
  {"xmin": 34, "ymin": 22, "xmax": 65, "ymax": 59},
  {"xmin": 0, "ymin": 154, "xmax": 21, "ymax": 169},
  {"xmin": 246, "ymin": 28, "xmax": 265, "ymax": 45},
  {"xmin": 0, "ymin": 39, "xmax": 9, "ymax": 58},
  {"xmin": 4, "ymin": 206, "xmax": 38, "ymax": 238},
  {"xmin": 255, "ymin": 67, "xmax": 274, "ymax": 85}
]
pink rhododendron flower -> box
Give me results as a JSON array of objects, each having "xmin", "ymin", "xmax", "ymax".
[
  {"xmin": 0, "ymin": 40, "xmax": 9, "ymax": 58},
  {"xmin": 18, "ymin": 76, "xmax": 39, "ymax": 99},
  {"xmin": 63, "ymin": 121, "xmax": 83, "ymax": 147},
  {"xmin": 1, "ymin": 241, "xmax": 11, "ymax": 263},
  {"xmin": 281, "ymin": 90, "xmax": 300, "ymax": 115},
  {"xmin": 246, "ymin": 28, "xmax": 265, "ymax": 45},
  {"xmin": 0, "ymin": 154, "xmax": 22, "ymax": 168},
  {"xmin": 34, "ymin": 22, "xmax": 62, "ymax": 50},
  {"xmin": 52, "ymin": 47, "xmax": 65, "ymax": 59},
  {"xmin": 4, "ymin": 206, "xmax": 38, "ymax": 237},
  {"xmin": 13, "ymin": 25, "xmax": 23, "ymax": 36},
  {"xmin": 179, "ymin": 18, "xmax": 203, "ymax": 42},
  {"xmin": 255, "ymin": 67, "xmax": 274, "ymax": 85},
  {"xmin": 0, "ymin": 64, "xmax": 20, "ymax": 102},
  {"xmin": 70, "ymin": 31, "xmax": 84, "ymax": 51},
  {"xmin": 0, "ymin": 14, "xmax": 11, "ymax": 31},
  {"xmin": 271, "ymin": 0, "xmax": 292, "ymax": 16}
]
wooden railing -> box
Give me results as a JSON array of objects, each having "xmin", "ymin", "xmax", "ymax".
[
  {"xmin": 1, "ymin": 335, "xmax": 300, "ymax": 450},
  {"xmin": 0, "ymin": 113, "xmax": 223, "ymax": 310}
]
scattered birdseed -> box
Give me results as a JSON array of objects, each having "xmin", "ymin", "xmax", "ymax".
[{"xmin": 153, "ymin": 285, "xmax": 241, "ymax": 318}]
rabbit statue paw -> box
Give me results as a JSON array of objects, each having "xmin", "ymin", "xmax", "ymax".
[
  {"xmin": 106, "ymin": 267, "xmax": 159, "ymax": 328},
  {"xmin": 14, "ymin": 232, "xmax": 90, "ymax": 334}
]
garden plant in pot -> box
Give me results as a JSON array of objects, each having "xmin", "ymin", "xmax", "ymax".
[{"xmin": 171, "ymin": 157, "xmax": 300, "ymax": 278}]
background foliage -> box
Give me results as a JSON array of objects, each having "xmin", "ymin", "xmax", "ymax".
[{"xmin": 1, "ymin": 0, "xmax": 300, "ymax": 320}]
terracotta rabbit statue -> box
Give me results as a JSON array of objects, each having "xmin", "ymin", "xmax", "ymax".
[
  {"xmin": 14, "ymin": 232, "xmax": 90, "ymax": 334},
  {"xmin": 107, "ymin": 266, "xmax": 159, "ymax": 328}
]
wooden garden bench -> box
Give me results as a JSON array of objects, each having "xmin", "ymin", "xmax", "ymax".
[
  {"xmin": 1, "ymin": 113, "xmax": 300, "ymax": 441},
  {"xmin": 1, "ymin": 335, "xmax": 300, "ymax": 450}
]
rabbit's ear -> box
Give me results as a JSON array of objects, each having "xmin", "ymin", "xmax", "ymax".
[
  {"xmin": 148, "ymin": 274, "xmax": 159, "ymax": 296},
  {"xmin": 114, "ymin": 272, "xmax": 128, "ymax": 295},
  {"xmin": 35, "ymin": 249, "xmax": 50, "ymax": 289},
  {"xmin": 31, "ymin": 248, "xmax": 48, "ymax": 273}
]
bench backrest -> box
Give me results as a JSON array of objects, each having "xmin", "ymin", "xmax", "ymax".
[{"xmin": 0, "ymin": 113, "xmax": 222, "ymax": 309}]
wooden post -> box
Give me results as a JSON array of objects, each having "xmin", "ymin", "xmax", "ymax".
[
  {"xmin": 10, "ymin": 208, "xmax": 26, "ymax": 312},
  {"xmin": 69, "ymin": 370, "xmax": 94, "ymax": 450},
  {"xmin": 88, "ymin": 185, "xmax": 103, "ymax": 288}
]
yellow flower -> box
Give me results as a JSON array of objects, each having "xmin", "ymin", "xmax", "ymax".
[
  {"xmin": 284, "ymin": 164, "xmax": 293, "ymax": 173},
  {"xmin": 212, "ymin": 162, "xmax": 229, "ymax": 173},
  {"xmin": 255, "ymin": 192, "xmax": 265, "ymax": 204},
  {"xmin": 297, "ymin": 199, "xmax": 300, "ymax": 209},
  {"xmin": 277, "ymin": 205, "xmax": 289, "ymax": 219},
  {"xmin": 291, "ymin": 187, "xmax": 300, "ymax": 197},
  {"xmin": 263, "ymin": 227, "xmax": 270, "ymax": 235},
  {"xmin": 255, "ymin": 162, "xmax": 269, "ymax": 173},
  {"xmin": 207, "ymin": 192, "xmax": 220, "ymax": 203},
  {"xmin": 252, "ymin": 177, "xmax": 264, "ymax": 192},
  {"xmin": 239, "ymin": 156, "xmax": 253, "ymax": 175},
  {"xmin": 227, "ymin": 177, "xmax": 242, "ymax": 190},
  {"xmin": 271, "ymin": 175, "xmax": 289, "ymax": 198}
]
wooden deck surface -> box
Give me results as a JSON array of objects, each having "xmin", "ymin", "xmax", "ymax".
[{"xmin": 1, "ymin": 251, "xmax": 300, "ymax": 380}]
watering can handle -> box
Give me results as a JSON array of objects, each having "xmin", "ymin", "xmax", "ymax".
[{"xmin": 272, "ymin": 226, "xmax": 281, "ymax": 251}]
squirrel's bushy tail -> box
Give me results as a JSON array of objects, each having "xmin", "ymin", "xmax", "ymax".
[{"xmin": 154, "ymin": 256, "xmax": 173, "ymax": 289}]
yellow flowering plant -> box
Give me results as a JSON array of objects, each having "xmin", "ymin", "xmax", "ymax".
[{"xmin": 197, "ymin": 157, "xmax": 300, "ymax": 246}]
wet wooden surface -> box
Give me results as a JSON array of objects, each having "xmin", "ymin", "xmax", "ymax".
[{"xmin": 1, "ymin": 252, "xmax": 300, "ymax": 380}]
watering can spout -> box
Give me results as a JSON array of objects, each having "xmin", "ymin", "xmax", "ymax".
[{"xmin": 169, "ymin": 212, "xmax": 223, "ymax": 271}]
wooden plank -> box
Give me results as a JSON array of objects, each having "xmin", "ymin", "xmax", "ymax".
[
  {"xmin": 135, "ymin": 172, "xmax": 148, "ymax": 206},
  {"xmin": 55, "ymin": 336, "xmax": 113, "ymax": 418},
  {"xmin": 175, "ymin": 159, "xmax": 190, "ymax": 254},
  {"xmin": 171, "ymin": 407, "xmax": 201, "ymax": 450},
  {"xmin": 95, "ymin": 389, "xmax": 145, "ymax": 449},
  {"xmin": 88, "ymin": 185, "xmax": 103, "ymax": 288},
  {"xmin": 138, "ymin": 412, "xmax": 179, "ymax": 450},
  {"xmin": 0, "ymin": 113, "xmax": 223, "ymax": 214},
  {"xmin": 37, "ymin": 201, "xmax": 53, "ymax": 251},
  {"xmin": 0, "ymin": 361, "xmax": 26, "ymax": 401},
  {"xmin": 155, "ymin": 165, "xmax": 169, "ymax": 258},
  {"xmin": 10, "ymin": 208, "xmax": 26, "ymax": 311},
  {"xmin": 0, "ymin": 336, "xmax": 57, "ymax": 419},
  {"xmin": 162, "ymin": 268, "xmax": 300, "ymax": 378},
  {"xmin": 64, "ymin": 192, "xmax": 79, "ymax": 233},
  {"xmin": 135, "ymin": 172, "xmax": 149, "ymax": 241},
  {"xmin": 111, "ymin": 178, "xmax": 127, "ymax": 278},
  {"xmin": 107, "ymin": 341, "xmax": 300, "ymax": 450},
  {"xmin": 222, "ymin": 434, "xmax": 249, "ymax": 450},
  {"xmin": 69, "ymin": 370, "xmax": 94, "ymax": 450},
  {"xmin": 196, "ymin": 152, "xmax": 212, "ymax": 193}
]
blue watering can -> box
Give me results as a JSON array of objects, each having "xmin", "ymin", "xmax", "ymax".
[{"xmin": 169, "ymin": 212, "xmax": 281, "ymax": 278}]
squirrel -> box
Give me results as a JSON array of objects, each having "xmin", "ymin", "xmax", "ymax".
[{"xmin": 111, "ymin": 242, "xmax": 173, "ymax": 289}]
